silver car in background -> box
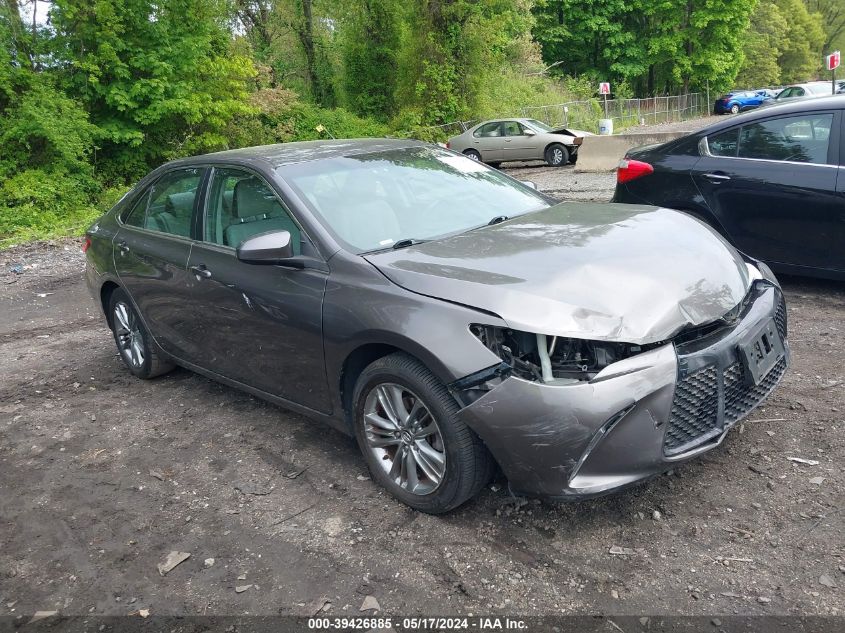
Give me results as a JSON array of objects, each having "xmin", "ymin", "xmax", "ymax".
[
  {"xmin": 761, "ymin": 82, "xmax": 836, "ymax": 107},
  {"xmin": 447, "ymin": 118, "xmax": 588, "ymax": 167}
]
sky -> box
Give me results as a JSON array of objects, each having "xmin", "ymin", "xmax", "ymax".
[{"xmin": 20, "ymin": 0, "xmax": 52, "ymax": 28}]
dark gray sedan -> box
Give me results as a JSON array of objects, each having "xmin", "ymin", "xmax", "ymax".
[{"xmin": 85, "ymin": 139, "xmax": 789, "ymax": 513}]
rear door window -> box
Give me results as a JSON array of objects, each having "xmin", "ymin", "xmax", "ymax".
[
  {"xmin": 122, "ymin": 190, "xmax": 150, "ymax": 228},
  {"xmin": 737, "ymin": 114, "xmax": 833, "ymax": 164},
  {"xmin": 474, "ymin": 122, "xmax": 502, "ymax": 138},
  {"xmin": 145, "ymin": 168, "xmax": 204, "ymax": 238}
]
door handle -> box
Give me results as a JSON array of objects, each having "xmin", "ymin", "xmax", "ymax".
[
  {"xmin": 116, "ymin": 240, "xmax": 129, "ymax": 255},
  {"xmin": 703, "ymin": 172, "xmax": 731, "ymax": 183},
  {"xmin": 190, "ymin": 265, "xmax": 212, "ymax": 279}
]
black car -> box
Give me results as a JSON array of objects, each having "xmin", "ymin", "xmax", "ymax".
[{"xmin": 613, "ymin": 96, "xmax": 845, "ymax": 279}]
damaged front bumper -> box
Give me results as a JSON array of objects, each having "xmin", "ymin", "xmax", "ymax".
[{"xmin": 455, "ymin": 282, "xmax": 789, "ymax": 500}]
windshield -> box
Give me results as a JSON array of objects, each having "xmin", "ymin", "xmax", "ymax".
[
  {"xmin": 525, "ymin": 119, "xmax": 553, "ymax": 132},
  {"xmin": 278, "ymin": 146, "xmax": 550, "ymax": 253}
]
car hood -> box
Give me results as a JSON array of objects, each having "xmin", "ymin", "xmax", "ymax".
[
  {"xmin": 550, "ymin": 127, "xmax": 593, "ymax": 137},
  {"xmin": 364, "ymin": 203, "xmax": 752, "ymax": 344}
]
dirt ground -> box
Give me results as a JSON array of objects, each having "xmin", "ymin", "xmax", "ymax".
[{"xmin": 1, "ymin": 176, "xmax": 843, "ymax": 621}]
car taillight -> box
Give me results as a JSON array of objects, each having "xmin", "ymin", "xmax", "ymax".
[
  {"xmin": 446, "ymin": 141, "xmax": 451, "ymax": 149},
  {"xmin": 82, "ymin": 236, "xmax": 92, "ymax": 253},
  {"xmin": 617, "ymin": 159, "xmax": 654, "ymax": 184}
]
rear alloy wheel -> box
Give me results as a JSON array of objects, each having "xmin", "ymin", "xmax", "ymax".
[
  {"xmin": 463, "ymin": 149, "xmax": 482, "ymax": 161},
  {"xmin": 108, "ymin": 288, "xmax": 174, "ymax": 379},
  {"xmin": 545, "ymin": 143, "xmax": 569, "ymax": 167},
  {"xmin": 352, "ymin": 353, "xmax": 494, "ymax": 513},
  {"xmin": 730, "ymin": 103, "xmax": 740, "ymax": 114}
]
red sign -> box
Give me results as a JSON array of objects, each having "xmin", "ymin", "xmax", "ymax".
[
  {"xmin": 599, "ymin": 82, "xmax": 611, "ymax": 95},
  {"xmin": 826, "ymin": 51, "xmax": 841, "ymax": 71}
]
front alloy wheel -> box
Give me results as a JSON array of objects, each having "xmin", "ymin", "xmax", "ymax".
[
  {"xmin": 363, "ymin": 383, "xmax": 446, "ymax": 495},
  {"xmin": 352, "ymin": 353, "xmax": 494, "ymax": 513}
]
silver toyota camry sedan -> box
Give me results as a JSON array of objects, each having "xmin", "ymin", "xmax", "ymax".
[{"xmin": 85, "ymin": 139, "xmax": 788, "ymax": 513}]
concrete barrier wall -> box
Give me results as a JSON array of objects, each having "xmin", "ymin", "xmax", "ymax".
[{"xmin": 574, "ymin": 131, "xmax": 688, "ymax": 172}]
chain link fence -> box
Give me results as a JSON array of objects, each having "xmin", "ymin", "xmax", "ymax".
[
  {"xmin": 521, "ymin": 93, "xmax": 708, "ymax": 133},
  {"xmin": 420, "ymin": 93, "xmax": 709, "ymax": 139}
]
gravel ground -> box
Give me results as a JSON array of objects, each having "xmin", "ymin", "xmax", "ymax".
[{"xmin": 1, "ymin": 173, "xmax": 843, "ymax": 621}]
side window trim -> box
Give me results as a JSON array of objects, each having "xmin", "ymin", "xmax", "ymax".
[{"xmin": 200, "ymin": 165, "xmax": 312, "ymax": 252}]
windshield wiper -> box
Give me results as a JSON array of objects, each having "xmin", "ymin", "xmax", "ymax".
[
  {"xmin": 487, "ymin": 215, "xmax": 509, "ymax": 225},
  {"xmin": 391, "ymin": 238, "xmax": 428, "ymax": 250}
]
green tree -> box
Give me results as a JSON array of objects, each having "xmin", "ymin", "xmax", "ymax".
[
  {"xmin": 397, "ymin": 0, "xmax": 536, "ymax": 125},
  {"xmin": 342, "ymin": 0, "xmax": 399, "ymax": 119},
  {"xmin": 775, "ymin": 0, "xmax": 825, "ymax": 82},
  {"xmin": 533, "ymin": 0, "xmax": 755, "ymax": 96},
  {"xmin": 736, "ymin": 0, "xmax": 788, "ymax": 87},
  {"xmin": 804, "ymin": 0, "xmax": 845, "ymax": 52},
  {"xmin": 235, "ymin": 0, "xmax": 340, "ymax": 106},
  {"xmin": 49, "ymin": 0, "xmax": 256, "ymax": 180}
]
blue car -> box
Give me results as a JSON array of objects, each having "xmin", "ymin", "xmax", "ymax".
[{"xmin": 714, "ymin": 90, "xmax": 770, "ymax": 114}]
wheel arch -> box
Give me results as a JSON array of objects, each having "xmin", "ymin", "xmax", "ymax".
[{"xmin": 337, "ymin": 338, "xmax": 464, "ymax": 428}]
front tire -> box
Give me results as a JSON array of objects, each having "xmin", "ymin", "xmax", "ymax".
[
  {"xmin": 545, "ymin": 143, "xmax": 569, "ymax": 167},
  {"xmin": 352, "ymin": 353, "xmax": 494, "ymax": 514},
  {"xmin": 108, "ymin": 288, "xmax": 174, "ymax": 379}
]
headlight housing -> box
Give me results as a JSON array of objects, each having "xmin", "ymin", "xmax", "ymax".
[{"xmin": 470, "ymin": 324, "xmax": 660, "ymax": 384}]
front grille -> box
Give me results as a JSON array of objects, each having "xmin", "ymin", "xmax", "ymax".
[
  {"xmin": 664, "ymin": 366, "xmax": 719, "ymax": 453},
  {"xmin": 665, "ymin": 355, "xmax": 786, "ymax": 456},
  {"xmin": 724, "ymin": 356, "xmax": 787, "ymax": 424}
]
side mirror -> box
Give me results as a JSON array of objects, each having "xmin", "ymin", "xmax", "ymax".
[
  {"xmin": 524, "ymin": 128, "xmax": 536, "ymax": 136},
  {"xmin": 237, "ymin": 230, "xmax": 294, "ymax": 264},
  {"xmin": 520, "ymin": 180, "xmax": 538, "ymax": 190}
]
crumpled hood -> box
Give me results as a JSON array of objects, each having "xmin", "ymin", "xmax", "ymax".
[{"xmin": 364, "ymin": 203, "xmax": 751, "ymax": 344}]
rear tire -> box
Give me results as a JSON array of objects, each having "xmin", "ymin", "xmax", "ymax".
[
  {"xmin": 730, "ymin": 104, "xmax": 740, "ymax": 114},
  {"xmin": 463, "ymin": 149, "xmax": 482, "ymax": 161},
  {"xmin": 545, "ymin": 143, "xmax": 569, "ymax": 167},
  {"xmin": 108, "ymin": 288, "xmax": 174, "ymax": 379},
  {"xmin": 352, "ymin": 353, "xmax": 494, "ymax": 514}
]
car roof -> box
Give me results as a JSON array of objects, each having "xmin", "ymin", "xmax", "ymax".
[
  {"xmin": 697, "ymin": 95, "xmax": 845, "ymax": 135},
  {"xmin": 164, "ymin": 138, "xmax": 426, "ymax": 169}
]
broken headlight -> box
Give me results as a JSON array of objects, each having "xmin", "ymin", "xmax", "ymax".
[{"xmin": 470, "ymin": 324, "xmax": 658, "ymax": 384}]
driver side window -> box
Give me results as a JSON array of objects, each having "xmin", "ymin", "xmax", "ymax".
[{"xmin": 204, "ymin": 168, "xmax": 302, "ymax": 254}]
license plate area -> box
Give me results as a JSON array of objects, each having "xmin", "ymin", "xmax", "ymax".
[{"xmin": 738, "ymin": 319, "xmax": 785, "ymax": 386}]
